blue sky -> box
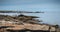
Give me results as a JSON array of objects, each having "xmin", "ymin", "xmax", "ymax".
[{"xmin": 0, "ymin": 0, "xmax": 60, "ymax": 25}]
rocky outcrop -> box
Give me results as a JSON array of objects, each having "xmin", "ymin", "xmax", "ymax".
[{"xmin": 0, "ymin": 15, "xmax": 58, "ymax": 32}]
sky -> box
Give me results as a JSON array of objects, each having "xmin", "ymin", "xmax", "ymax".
[{"xmin": 0, "ymin": 0, "xmax": 60, "ymax": 25}]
